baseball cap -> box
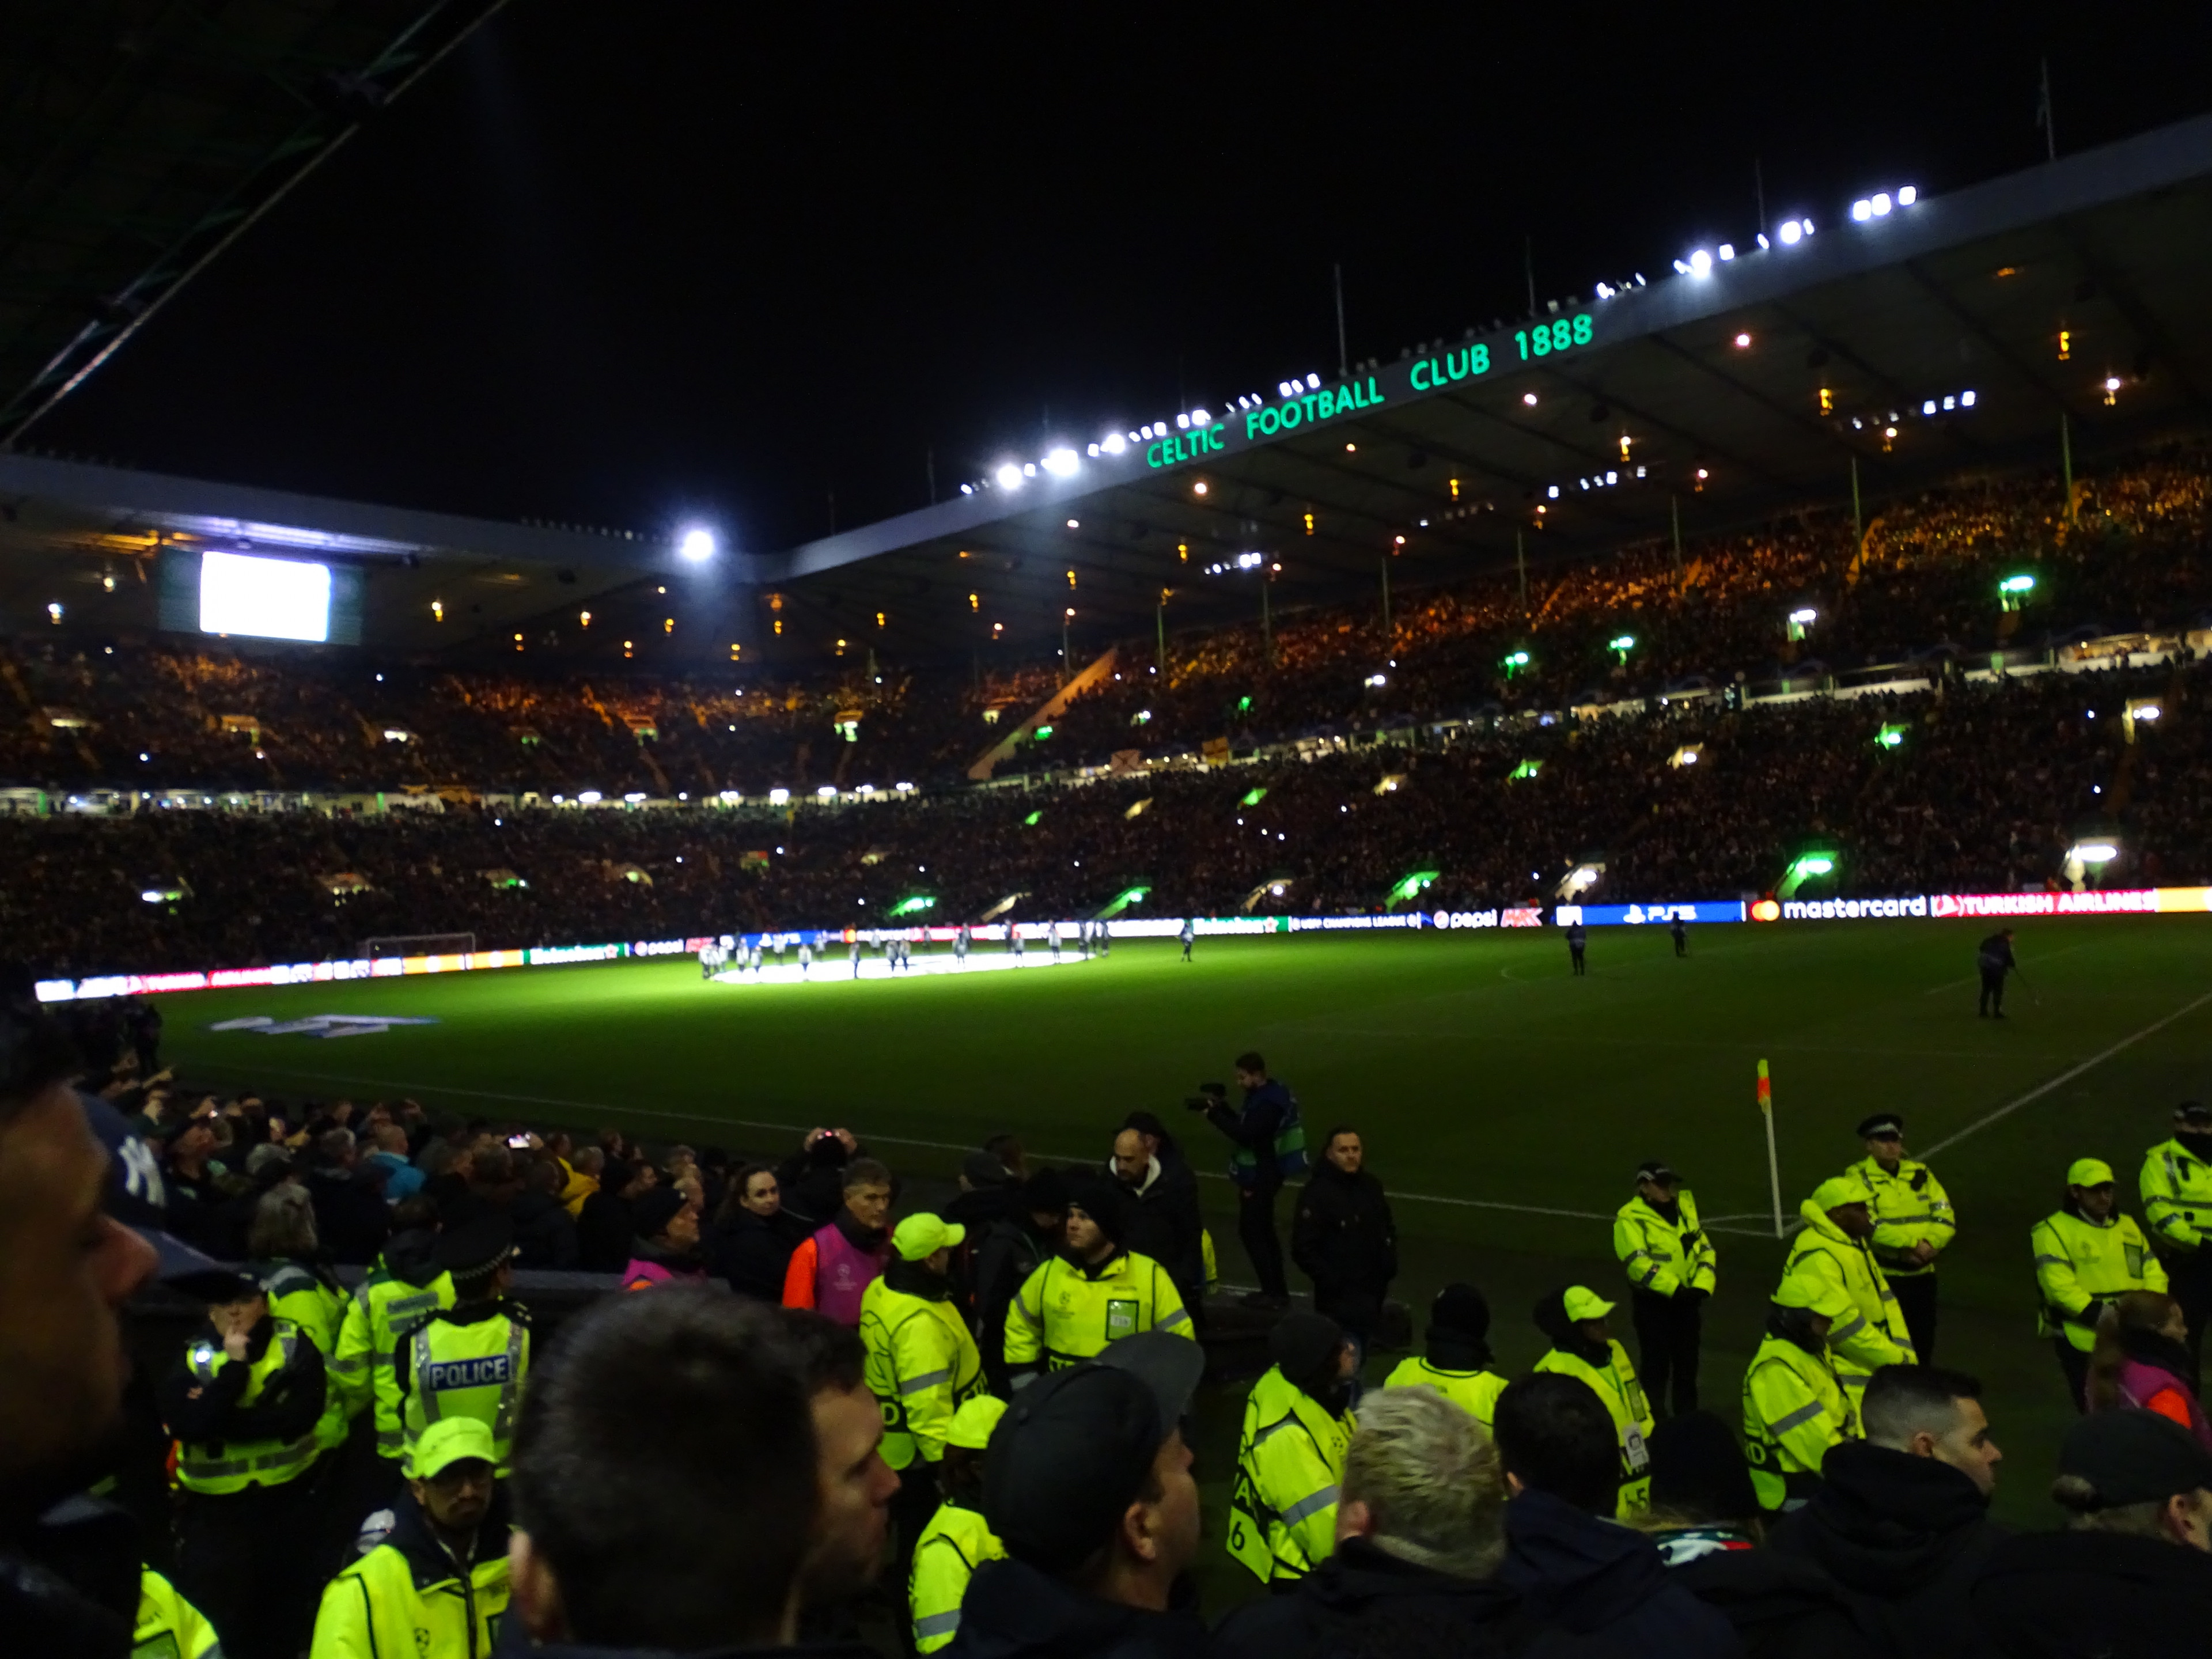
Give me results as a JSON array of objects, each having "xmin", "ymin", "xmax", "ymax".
[
  {"xmin": 893, "ymin": 1213, "xmax": 966, "ymax": 1262},
  {"xmin": 2067, "ymin": 1157, "xmax": 2116, "ymax": 1188},
  {"xmin": 1855, "ymin": 1114, "xmax": 1904, "ymax": 1140},
  {"xmin": 984, "ymin": 1331, "xmax": 1205, "ymax": 1573},
  {"xmin": 81, "ymin": 1092, "xmax": 238, "ymax": 1300},
  {"xmin": 1634, "ymin": 1159, "xmax": 1681, "ymax": 1187},
  {"xmin": 2057, "ymin": 1409, "xmax": 2212, "ymax": 1508},
  {"xmin": 1774, "ymin": 1274, "xmax": 1849, "ymax": 1317},
  {"xmin": 1562, "ymin": 1286, "xmax": 1616, "ymax": 1321},
  {"xmin": 2177, "ymin": 1102, "xmax": 2212, "ymax": 1129},
  {"xmin": 1812, "ymin": 1173, "xmax": 1874, "ymax": 1211},
  {"xmin": 947, "ymin": 1395, "xmax": 1008, "ymax": 1452},
  {"xmin": 405, "ymin": 1417, "xmax": 497, "ymax": 1480}
]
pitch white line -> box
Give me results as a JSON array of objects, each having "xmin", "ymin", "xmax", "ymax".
[
  {"xmin": 1918, "ymin": 985, "xmax": 2212, "ymax": 1161},
  {"xmin": 183, "ymin": 1061, "xmax": 1617, "ymax": 1222}
]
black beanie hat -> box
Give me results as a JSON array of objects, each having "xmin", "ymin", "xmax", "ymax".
[
  {"xmin": 1431, "ymin": 1283, "xmax": 1490, "ymax": 1341},
  {"xmin": 1269, "ymin": 1311, "xmax": 1346, "ymax": 1391},
  {"xmin": 1066, "ymin": 1174, "xmax": 1131, "ymax": 1245},
  {"xmin": 1023, "ymin": 1168, "xmax": 1070, "ymax": 1216},
  {"xmin": 1647, "ymin": 1409, "xmax": 1760, "ymax": 1524}
]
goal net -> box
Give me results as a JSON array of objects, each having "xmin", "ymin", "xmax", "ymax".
[{"xmin": 362, "ymin": 933, "xmax": 477, "ymax": 961}]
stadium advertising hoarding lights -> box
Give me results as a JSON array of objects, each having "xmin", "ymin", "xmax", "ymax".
[{"xmin": 1137, "ymin": 309, "xmax": 1599, "ymax": 475}]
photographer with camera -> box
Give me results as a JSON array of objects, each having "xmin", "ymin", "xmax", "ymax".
[{"xmin": 1191, "ymin": 1052, "xmax": 1306, "ymax": 1312}]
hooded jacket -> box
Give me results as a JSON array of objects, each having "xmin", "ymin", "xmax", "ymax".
[
  {"xmin": 940, "ymin": 1557, "xmax": 1207, "ymax": 1659},
  {"xmin": 1499, "ymin": 1490, "xmax": 1742, "ymax": 1657},
  {"xmin": 1654, "ymin": 1527, "xmax": 1885, "ymax": 1659},
  {"xmin": 1764, "ymin": 1442, "xmax": 2002, "ymax": 1658},
  {"xmin": 1967, "ymin": 1524, "xmax": 2212, "ymax": 1657},
  {"xmin": 1209, "ymin": 1535, "xmax": 1537, "ymax": 1659}
]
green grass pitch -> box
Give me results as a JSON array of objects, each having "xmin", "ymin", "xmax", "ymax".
[{"xmin": 157, "ymin": 915, "xmax": 2212, "ymax": 1586}]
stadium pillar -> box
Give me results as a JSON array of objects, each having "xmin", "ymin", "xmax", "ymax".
[{"xmin": 2061, "ymin": 412, "xmax": 2076, "ymax": 525}]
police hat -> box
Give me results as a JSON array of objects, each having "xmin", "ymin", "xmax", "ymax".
[
  {"xmin": 984, "ymin": 1331, "xmax": 1205, "ymax": 1573},
  {"xmin": 1855, "ymin": 1115, "xmax": 1904, "ymax": 1141},
  {"xmin": 435, "ymin": 1214, "xmax": 515, "ymax": 1282},
  {"xmin": 1634, "ymin": 1159, "xmax": 1681, "ymax": 1187},
  {"xmin": 2176, "ymin": 1102, "xmax": 2212, "ymax": 1129}
]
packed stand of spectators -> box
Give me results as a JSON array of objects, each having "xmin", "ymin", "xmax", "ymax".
[{"xmin": 6, "ymin": 651, "xmax": 2202, "ymax": 976}]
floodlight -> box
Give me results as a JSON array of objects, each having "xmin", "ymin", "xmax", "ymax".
[
  {"xmin": 677, "ymin": 526, "xmax": 716, "ymax": 563},
  {"xmin": 1609, "ymin": 634, "xmax": 1637, "ymax": 652},
  {"xmin": 768, "ymin": 787, "xmax": 790, "ymax": 804},
  {"xmin": 1789, "ymin": 607, "xmax": 1818, "ymax": 625},
  {"xmin": 1190, "ymin": 408, "xmax": 1210, "ymax": 424},
  {"xmin": 817, "ymin": 785, "xmax": 837, "ymax": 798},
  {"xmin": 1305, "ymin": 373, "xmax": 1320, "ymax": 389},
  {"xmin": 1852, "ymin": 199, "xmax": 1872, "ymax": 221},
  {"xmin": 1103, "ymin": 433, "xmax": 1127, "ymax": 454},
  {"xmin": 1999, "ymin": 574, "xmax": 2036, "ymax": 594},
  {"xmin": 1871, "ymin": 193, "xmax": 1892, "ymax": 216},
  {"xmin": 1778, "ymin": 219, "xmax": 1804, "ymax": 245},
  {"xmin": 1961, "ymin": 390, "xmax": 1976, "ymax": 407},
  {"xmin": 1688, "ymin": 249, "xmax": 1713, "ymax": 276},
  {"xmin": 995, "ymin": 463, "xmax": 1024, "ymax": 489},
  {"xmin": 2136, "ymin": 704, "xmax": 2162, "ymax": 722},
  {"xmin": 1718, "ymin": 243, "xmax": 1736, "ymax": 260},
  {"xmin": 578, "ymin": 790, "xmax": 603, "ymax": 803},
  {"xmin": 1897, "ymin": 185, "xmax": 1916, "ymax": 205},
  {"xmin": 2072, "ymin": 841, "xmax": 2119, "ymax": 863},
  {"xmin": 1794, "ymin": 854, "xmax": 1835, "ymax": 876}
]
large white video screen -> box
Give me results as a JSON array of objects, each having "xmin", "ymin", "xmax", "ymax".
[{"xmin": 198, "ymin": 551, "xmax": 332, "ymax": 643}]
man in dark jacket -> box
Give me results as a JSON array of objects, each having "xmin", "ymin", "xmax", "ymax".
[
  {"xmin": 949, "ymin": 1332, "xmax": 1207, "ymax": 1658},
  {"xmin": 1291, "ymin": 1125, "xmax": 1397, "ymax": 1366},
  {"xmin": 306, "ymin": 1127, "xmax": 392, "ymax": 1267},
  {"xmin": 1767, "ymin": 1365, "xmax": 2003, "ymax": 1658},
  {"xmin": 1198, "ymin": 1052, "xmax": 1301, "ymax": 1310},
  {"xmin": 1644, "ymin": 1410, "xmax": 1885, "ymax": 1658},
  {"xmin": 1119, "ymin": 1113, "xmax": 1205, "ymax": 1300},
  {"xmin": 1491, "ymin": 1373, "xmax": 1742, "ymax": 1657},
  {"xmin": 1976, "ymin": 929, "xmax": 2016, "ymax": 1018},
  {"xmin": 1210, "ymin": 1384, "xmax": 1533, "ymax": 1659},
  {"xmin": 970, "ymin": 1171, "xmax": 1067, "ymax": 1395},
  {"xmin": 511, "ymin": 1158, "xmax": 581, "ymax": 1269},
  {"xmin": 1112, "ymin": 1126, "xmax": 1205, "ymax": 1312},
  {"xmin": 577, "ymin": 1160, "xmax": 652, "ymax": 1274},
  {"xmin": 710, "ymin": 1162, "xmax": 813, "ymax": 1301},
  {"xmin": 1968, "ymin": 1409, "xmax": 2212, "ymax": 1656}
]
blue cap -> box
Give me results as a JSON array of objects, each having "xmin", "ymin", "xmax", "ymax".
[{"xmin": 81, "ymin": 1090, "xmax": 236, "ymax": 1299}]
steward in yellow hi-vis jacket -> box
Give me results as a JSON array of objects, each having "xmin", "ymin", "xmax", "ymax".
[
  {"xmin": 1743, "ymin": 1276, "xmax": 1853, "ymax": 1513},
  {"xmin": 1778, "ymin": 1173, "xmax": 1914, "ymax": 1431},
  {"xmin": 863, "ymin": 1215, "xmax": 986, "ymax": 1472},
  {"xmin": 256, "ymin": 1252, "xmax": 354, "ymax": 1457},
  {"xmin": 1382, "ymin": 1283, "xmax": 1510, "ymax": 1431},
  {"xmin": 1533, "ymin": 1286, "xmax": 1654, "ymax": 1518},
  {"xmin": 1228, "ymin": 1313, "xmax": 1356, "ymax": 1585},
  {"xmin": 396, "ymin": 1218, "xmax": 529, "ymax": 1472},
  {"xmin": 1004, "ymin": 1177, "xmax": 1191, "ymax": 1380},
  {"xmin": 908, "ymin": 1396, "xmax": 1008, "ymax": 1653},
  {"xmin": 134, "ymin": 1567, "xmax": 221, "ymax": 1659},
  {"xmin": 2141, "ymin": 1101, "xmax": 2212, "ymax": 1368},
  {"xmin": 1613, "ymin": 1158, "xmax": 1717, "ymax": 1421},
  {"xmin": 1852, "ymin": 1113, "xmax": 1956, "ymax": 1365},
  {"xmin": 2035, "ymin": 1156, "xmax": 2169, "ymax": 1407},
  {"xmin": 335, "ymin": 1221, "xmax": 455, "ymax": 1466},
  {"xmin": 312, "ymin": 1419, "xmax": 510, "ymax": 1659}
]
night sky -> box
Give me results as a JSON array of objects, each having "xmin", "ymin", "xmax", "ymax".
[{"xmin": 36, "ymin": 3, "xmax": 2212, "ymax": 557}]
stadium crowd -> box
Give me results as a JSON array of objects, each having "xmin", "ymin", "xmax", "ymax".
[
  {"xmin": 1, "ymin": 654, "xmax": 2199, "ymax": 978},
  {"xmin": 12, "ymin": 987, "xmax": 2212, "ymax": 1659}
]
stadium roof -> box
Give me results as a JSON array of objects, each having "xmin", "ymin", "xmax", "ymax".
[
  {"xmin": 0, "ymin": 1, "xmax": 507, "ymax": 441},
  {"xmin": 0, "ymin": 108, "xmax": 2209, "ymax": 664}
]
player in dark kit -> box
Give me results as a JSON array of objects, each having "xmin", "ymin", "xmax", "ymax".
[
  {"xmin": 1670, "ymin": 916, "xmax": 1687, "ymax": 958},
  {"xmin": 1978, "ymin": 928, "xmax": 2017, "ymax": 1018},
  {"xmin": 1566, "ymin": 919, "xmax": 1588, "ymax": 975}
]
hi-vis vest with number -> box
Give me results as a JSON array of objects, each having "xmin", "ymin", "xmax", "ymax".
[
  {"xmin": 2033, "ymin": 1207, "xmax": 2169, "ymax": 1350},
  {"xmin": 859, "ymin": 1279, "xmax": 985, "ymax": 1471},
  {"xmin": 176, "ymin": 1320, "xmax": 320, "ymax": 1494},
  {"xmin": 1534, "ymin": 1339, "xmax": 1653, "ymax": 1518},
  {"xmin": 398, "ymin": 1305, "xmax": 529, "ymax": 1470},
  {"xmin": 1227, "ymin": 1366, "xmax": 1354, "ymax": 1585},
  {"xmin": 336, "ymin": 1264, "xmax": 457, "ymax": 1458}
]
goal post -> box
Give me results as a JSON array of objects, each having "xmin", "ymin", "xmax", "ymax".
[{"xmin": 362, "ymin": 933, "xmax": 477, "ymax": 961}]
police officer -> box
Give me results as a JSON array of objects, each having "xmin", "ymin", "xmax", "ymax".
[
  {"xmin": 1227, "ymin": 1312, "xmax": 1357, "ymax": 1586},
  {"xmin": 1532, "ymin": 1286, "xmax": 1654, "ymax": 1517},
  {"xmin": 312, "ymin": 1417, "xmax": 509, "ymax": 1659},
  {"xmin": 1381, "ymin": 1283, "xmax": 1511, "ymax": 1431},
  {"xmin": 1612, "ymin": 1158, "xmax": 1717, "ymax": 1419},
  {"xmin": 396, "ymin": 1216, "xmax": 530, "ymax": 1472},
  {"xmin": 334, "ymin": 1199, "xmax": 454, "ymax": 1487},
  {"xmin": 908, "ymin": 1396, "xmax": 1007, "ymax": 1654},
  {"xmin": 1003, "ymin": 1177, "xmax": 1194, "ymax": 1378},
  {"xmin": 1741, "ymin": 1277, "xmax": 1851, "ymax": 1513},
  {"xmin": 862, "ymin": 1214, "xmax": 986, "ymax": 1588},
  {"xmin": 2039, "ymin": 1156, "xmax": 2171, "ymax": 1408},
  {"xmin": 1850, "ymin": 1114, "xmax": 1955, "ymax": 1363},
  {"xmin": 2141, "ymin": 1101, "xmax": 2212, "ymax": 1367},
  {"xmin": 1778, "ymin": 1173, "xmax": 1914, "ymax": 1431},
  {"xmin": 160, "ymin": 1270, "xmax": 328, "ymax": 1659},
  {"xmin": 1978, "ymin": 927, "xmax": 2017, "ymax": 1017}
]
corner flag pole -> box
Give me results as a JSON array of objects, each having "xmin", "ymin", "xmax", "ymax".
[{"xmin": 1758, "ymin": 1058, "xmax": 1783, "ymax": 1239}]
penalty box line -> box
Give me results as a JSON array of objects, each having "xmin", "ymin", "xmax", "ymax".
[
  {"xmin": 1918, "ymin": 984, "xmax": 2212, "ymax": 1162},
  {"xmin": 185, "ymin": 1061, "xmax": 1618, "ymax": 1225}
]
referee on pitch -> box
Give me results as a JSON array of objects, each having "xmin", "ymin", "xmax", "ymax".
[{"xmin": 1978, "ymin": 927, "xmax": 2017, "ymax": 1018}]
